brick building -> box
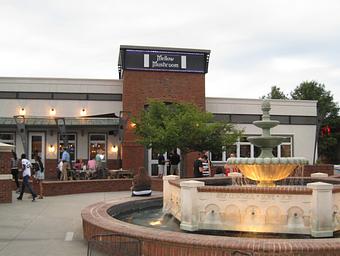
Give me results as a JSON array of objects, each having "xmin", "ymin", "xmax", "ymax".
[{"xmin": 0, "ymin": 45, "xmax": 317, "ymax": 178}]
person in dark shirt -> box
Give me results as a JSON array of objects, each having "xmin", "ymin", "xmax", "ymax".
[
  {"xmin": 157, "ymin": 153, "xmax": 165, "ymax": 177},
  {"xmin": 169, "ymin": 151, "xmax": 180, "ymax": 175},
  {"xmin": 193, "ymin": 154, "xmax": 204, "ymax": 178}
]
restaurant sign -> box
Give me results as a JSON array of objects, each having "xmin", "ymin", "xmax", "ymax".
[{"xmin": 123, "ymin": 49, "xmax": 207, "ymax": 73}]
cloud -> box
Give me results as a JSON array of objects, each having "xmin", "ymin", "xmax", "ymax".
[{"xmin": 0, "ymin": 0, "xmax": 339, "ymax": 103}]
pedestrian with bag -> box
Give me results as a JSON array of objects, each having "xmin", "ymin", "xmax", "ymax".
[{"xmin": 34, "ymin": 155, "xmax": 44, "ymax": 199}]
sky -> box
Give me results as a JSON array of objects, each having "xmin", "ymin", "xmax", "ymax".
[{"xmin": 0, "ymin": 0, "xmax": 339, "ymax": 103}]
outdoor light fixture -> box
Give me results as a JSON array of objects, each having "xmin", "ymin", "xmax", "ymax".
[
  {"xmin": 130, "ymin": 122, "xmax": 136, "ymax": 128},
  {"xmin": 48, "ymin": 144, "xmax": 55, "ymax": 153},
  {"xmin": 111, "ymin": 145, "xmax": 118, "ymax": 153},
  {"xmin": 49, "ymin": 108, "xmax": 56, "ymax": 116},
  {"xmin": 19, "ymin": 107, "xmax": 26, "ymax": 115},
  {"xmin": 80, "ymin": 108, "xmax": 87, "ymax": 116}
]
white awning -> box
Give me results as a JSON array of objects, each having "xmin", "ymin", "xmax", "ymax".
[{"xmin": 0, "ymin": 142, "xmax": 14, "ymax": 152}]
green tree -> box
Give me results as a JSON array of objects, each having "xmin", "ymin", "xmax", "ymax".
[
  {"xmin": 262, "ymin": 86, "xmax": 288, "ymax": 99},
  {"xmin": 291, "ymin": 81, "xmax": 339, "ymax": 163},
  {"xmin": 133, "ymin": 100, "xmax": 242, "ymax": 175}
]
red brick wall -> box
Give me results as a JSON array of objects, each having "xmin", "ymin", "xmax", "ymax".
[
  {"xmin": 0, "ymin": 152, "xmax": 12, "ymax": 174},
  {"xmin": 122, "ymin": 70, "xmax": 206, "ymax": 176},
  {"xmin": 151, "ymin": 178, "xmax": 163, "ymax": 192},
  {"xmin": 82, "ymin": 196, "xmax": 340, "ymax": 256},
  {"xmin": 31, "ymin": 178, "xmax": 163, "ymax": 197},
  {"xmin": 106, "ymin": 159, "xmax": 122, "ymax": 170},
  {"xmin": 0, "ymin": 180, "xmax": 12, "ymax": 203},
  {"xmin": 304, "ymin": 164, "xmax": 334, "ymax": 176},
  {"xmin": 44, "ymin": 159, "xmax": 123, "ymax": 180},
  {"xmin": 291, "ymin": 164, "xmax": 334, "ymax": 177},
  {"xmin": 45, "ymin": 159, "xmax": 58, "ymax": 180}
]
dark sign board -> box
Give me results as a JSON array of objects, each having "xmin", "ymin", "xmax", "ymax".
[{"xmin": 123, "ymin": 49, "xmax": 208, "ymax": 73}]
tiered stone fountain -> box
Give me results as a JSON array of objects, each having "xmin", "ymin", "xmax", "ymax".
[
  {"xmin": 82, "ymin": 100, "xmax": 340, "ymax": 255},
  {"xmin": 163, "ymin": 100, "xmax": 340, "ymax": 237},
  {"xmin": 227, "ymin": 100, "xmax": 308, "ymax": 187}
]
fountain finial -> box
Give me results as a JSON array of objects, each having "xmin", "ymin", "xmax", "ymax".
[{"xmin": 261, "ymin": 100, "xmax": 271, "ymax": 121}]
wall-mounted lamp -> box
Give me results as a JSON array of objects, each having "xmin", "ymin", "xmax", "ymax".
[
  {"xmin": 111, "ymin": 145, "xmax": 118, "ymax": 153},
  {"xmin": 48, "ymin": 144, "xmax": 56, "ymax": 153},
  {"xmin": 80, "ymin": 108, "xmax": 87, "ymax": 116},
  {"xmin": 19, "ymin": 107, "xmax": 26, "ymax": 115},
  {"xmin": 49, "ymin": 108, "xmax": 56, "ymax": 116},
  {"xmin": 130, "ymin": 122, "xmax": 136, "ymax": 129}
]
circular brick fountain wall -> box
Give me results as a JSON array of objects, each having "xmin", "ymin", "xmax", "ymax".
[{"xmin": 82, "ymin": 193, "xmax": 340, "ymax": 255}]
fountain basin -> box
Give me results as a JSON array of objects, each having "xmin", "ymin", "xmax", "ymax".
[
  {"xmin": 163, "ymin": 176, "xmax": 340, "ymax": 237},
  {"xmin": 81, "ymin": 183, "xmax": 340, "ymax": 255},
  {"xmin": 227, "ymin": 157, "xmax": 308, "ymax": 186},
  {"xmin": 237, "ymin": 164, "xmax": 298, "ymax": 187},
  {"xmin": 247, "ymin": 136, "xmax": 285, "ymax": 148}
]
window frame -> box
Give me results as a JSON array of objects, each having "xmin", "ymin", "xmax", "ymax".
[
  {"xmin": 58, "ymin": 133, "xmax": 77, "ymax": 162},
  {"xmin": 88, "ymin": 133, "xmax": 107, "ymax": 161},
  {"xmin": 0, "ymin": 132, "xmax": 16, "ymax": 146},
  {"xmin": 209, "ymin": 135, "xmax": 294, "ymax": 164}
]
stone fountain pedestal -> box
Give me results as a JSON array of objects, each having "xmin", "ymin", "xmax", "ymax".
[
  {"xmin": 307, "ymin": 182, "xmax": 334, "ymax": 237},
  {"xmin": 164, "ymin": 177, "xmax": 338, "ymax": 237}
]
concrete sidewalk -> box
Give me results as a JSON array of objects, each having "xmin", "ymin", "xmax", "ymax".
[{"xmin": 0, "ymin": 191, "xmax": 161, "ymax": 256}]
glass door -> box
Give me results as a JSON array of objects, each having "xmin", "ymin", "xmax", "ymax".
[
  {"xmin": 148, "ymin": 149, "xmax": 181, "ymax": 176},
  {"xmin": 28, "ymin": 132, "xmax": 45, "ymax": 164},
  {"xmin": 148, "ymin": 149, "xmax": 172, "ymax": 177}
]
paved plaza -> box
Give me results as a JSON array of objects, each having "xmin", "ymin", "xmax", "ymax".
[{"xmin": 0, "ymin": 191, "xmax": 161, "ymax": 256}]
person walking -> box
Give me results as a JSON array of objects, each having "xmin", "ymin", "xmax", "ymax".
[
  {"xmin": 17, "ymin": 153, "xmax": 37, "ymax": 201},
  {"xmin": 61, "ymin": 147, "xmax": 70, "ymax": 181},
  {"xmin": 34, "ymin": 155, "xmax": 44, "ymax": 199},
  {"xmin": 10, "ymin": 150, "xmax": 20, "ymax": 193}
]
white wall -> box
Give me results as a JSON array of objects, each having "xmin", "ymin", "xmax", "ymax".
[
  {"xmin": 236, "ymin": 124, "xmax": 316, "ymax": 163},
  {"xmin": 206, "ymin": 97, "xmax": 317, "ymax": 163},
  {"xmin": 0, "ymin": 99, "xmax": 122, "ymax": 117},
  {"xmin": 206, "ymin": 97, "xmax": 317, "ymax": 116},
  {"xmin": 0, "ymin": 77, "xmax": 122, "ymax": 94}
]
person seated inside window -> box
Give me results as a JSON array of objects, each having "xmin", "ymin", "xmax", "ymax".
[
  {"xmin": 87, "ymin": 158, "xmax": 96, "ymax": 178},
  {"xmin": 73, "ymin": 159, "xmax": 86, "ymax": 179},
  {"xmin": 74, "ymin": 159, "xmax": 82, "ymax": 170},
  {"xmin": 131, "ymin": 167, "xmax": 152, "ymax": 197},
  {"xmin": 57, "ymin": 160, "xmax": 63, "ymax": 180}
]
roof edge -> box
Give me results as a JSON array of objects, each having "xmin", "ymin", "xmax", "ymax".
[{"xmin": 120, "ymin": 45, "xmax": 211, "ymax": 54}]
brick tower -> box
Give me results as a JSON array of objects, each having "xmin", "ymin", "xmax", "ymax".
[{"xmin": 118, "ymin": 45, "xmax": 210, "ymax": 176}]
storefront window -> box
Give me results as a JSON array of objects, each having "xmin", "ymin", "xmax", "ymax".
[
  {"xmin": 89, "ymin": 134, "xmax": 106, "ymax": 160},
  {"xmin": 254, "ymin": 146, "xmax": 261, "ymax": 157},
  {"xmin": 239, "ymin": 137, "xmax": 251, "ymax": 157},
  {"xmin": 280, "ymin": 137, "xmax": 292, "ymax": 157},
  {"xmin": 59, "ymin": 134, "xmax": 76, "ymax": 162},
  {"xmin": 0, "ymin": 133, "xmax": 15, "ymax": 146},
  {"xmin": 211, "ymin": 151, "xmax": 223, "ymax": 161},
  {"xmin": 209, "ymin": 135, "xmax": 293, "ymax": 163},
  {"xmin": 272, "ymin": 147, "xmax": 278, "ymax": 157}
]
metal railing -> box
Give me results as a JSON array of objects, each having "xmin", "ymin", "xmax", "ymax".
[{"xmin": 87, "ymin": 233, "xmax": 141, "ymax": 256}]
